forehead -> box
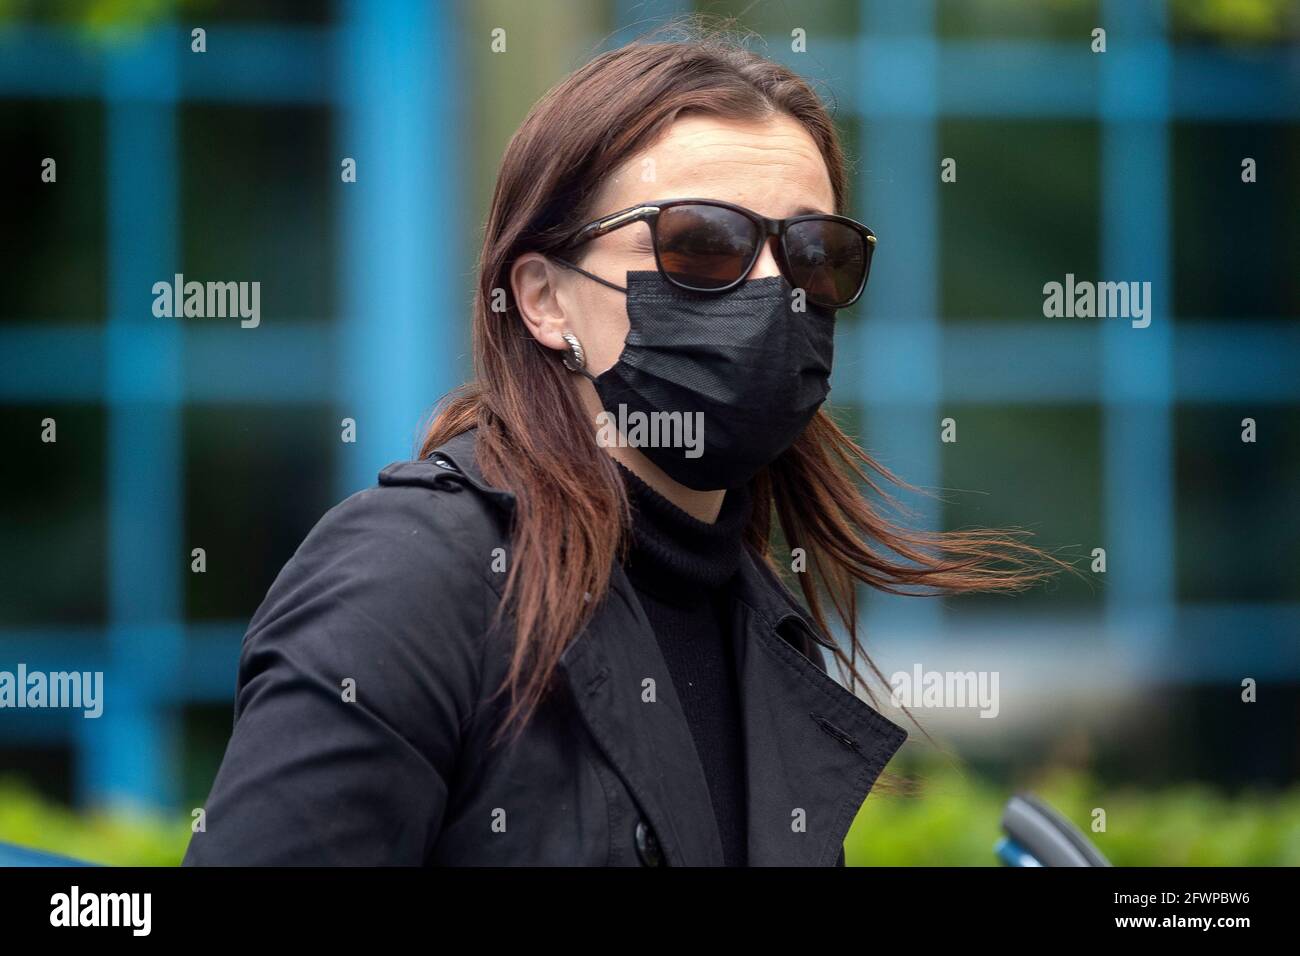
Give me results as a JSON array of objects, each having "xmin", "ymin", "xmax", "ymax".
[{"xmin": 594, "ymin": 112, "xmax": 836, "ymax": 218}]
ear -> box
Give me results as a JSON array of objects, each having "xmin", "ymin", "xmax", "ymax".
[{"xmin": 511, "ymin": 252, "xmax": 569, "ymax": 352}]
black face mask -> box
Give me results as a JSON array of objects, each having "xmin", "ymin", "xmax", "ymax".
[{"xmin": 561, "ymin": 267, "xmax": 836, "ymax": 491}]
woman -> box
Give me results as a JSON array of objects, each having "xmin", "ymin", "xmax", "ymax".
[{"xmin": 184, "ymin": 33, "xmax": 1062, "ymax": 867}]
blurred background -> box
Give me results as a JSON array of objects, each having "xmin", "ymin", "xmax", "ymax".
[{"xmin": 1, "ymin": 0, "xmax": 1298, "ymax": 865}]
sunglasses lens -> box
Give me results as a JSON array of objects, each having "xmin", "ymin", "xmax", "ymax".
[
  {"xmin": 654, "ymin": 203, "xmax": 760, "ymax": 290},
  {"xmin": 783, "ymin": 219, "xmax": 870, "ymax": 307}
]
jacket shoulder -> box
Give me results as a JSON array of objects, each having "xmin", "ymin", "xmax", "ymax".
[
  {"xmin": 329, "ymin": 456, "xmax": 508, "ymax": 579},
  {"xmin": 242, "ymin": 456, "xmax": 513, "ymax": 722},
  {"xmin": 187, "ymin": 459, "xmax": 508, "ymax": 865}
]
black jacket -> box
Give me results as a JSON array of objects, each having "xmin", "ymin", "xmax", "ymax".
[{"xmin": 183, "ymin": 428, "xmax": 907, "ymax": 866}]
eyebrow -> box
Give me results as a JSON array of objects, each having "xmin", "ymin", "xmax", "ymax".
[{"xmin": 791, "ymin": 204, "xmax": 831, "ymax": 217}]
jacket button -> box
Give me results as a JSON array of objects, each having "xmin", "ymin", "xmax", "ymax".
[{"xmin": 634, "ymin": 820, "xmax": 663, "ymax": 867}]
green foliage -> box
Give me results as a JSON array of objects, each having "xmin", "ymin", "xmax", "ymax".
[
  {"xmin": 4, "ymin": 765, "xmax": 1298, "ymax": 866},
  {"xmin": 1170, "ymin": 0, "xmax": 1300, "ymax": 43},
  {"xmin": 0, "ymin": 778, "xmax": 190, "ymax": 866},
  {"xmin": 0, "ymin": 0, "xmax": 217, "ymax": 32},
  {"xmin": 848, "ymin": 762, "xmax": 1300, "ymax": 866}
]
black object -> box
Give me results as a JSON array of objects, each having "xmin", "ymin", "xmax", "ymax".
[
  {"xmin": 569, "ymin": 270, "xmax": 837, "ymax": 490},
  {"xmin": 181, "ymin": 427, "xmax": 908, "ymax": 866},
  {"xmin": 556, "ymin": 196, "xmax": 876, "ymax": 308},
  {"xmin": 617, "ymin": 459, "xmax": 751, "ymax": 866},
  {"xmin": 999, "ymin": 792, "xmax": 1111, "ymax": 867}
]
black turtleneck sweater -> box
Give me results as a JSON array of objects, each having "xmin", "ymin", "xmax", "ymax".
[{"xmin": 615, "ymin": 462, "xmax": 750, "ymax": 867}]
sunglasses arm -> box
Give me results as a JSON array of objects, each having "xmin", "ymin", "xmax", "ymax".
[{"xmin": 572, "ymin": 205, "xmax": 661, "ymax": 243}]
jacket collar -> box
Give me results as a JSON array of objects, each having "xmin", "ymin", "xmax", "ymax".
[{"xmin": 425, "ymin": 428, "xmax": 908, "ymax": 866}]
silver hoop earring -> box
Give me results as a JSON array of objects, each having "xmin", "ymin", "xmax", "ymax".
[{"xmin": 560, "ymin": 330, "xmax": 586, "ymax": 372}]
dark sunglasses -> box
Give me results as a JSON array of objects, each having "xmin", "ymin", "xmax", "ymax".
[{"xmin": 555, "ymin": 197, "xmax": 877, "ymax": 309}]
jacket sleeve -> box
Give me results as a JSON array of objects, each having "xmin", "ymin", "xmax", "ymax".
[{"xmin": 182, "ymin": 484, "xmax": 491, "ymax": 865}]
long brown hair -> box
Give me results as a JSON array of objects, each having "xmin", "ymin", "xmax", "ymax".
[{"xmin": 422, "ymin": 23, "xmax": 1074, "ymax": 749}]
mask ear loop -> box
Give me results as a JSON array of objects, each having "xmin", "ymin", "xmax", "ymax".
[
  {"xmin": 551, "ymin": 256, "xmax": 629, "ymax": 294},
  {"xmin": 550, "ymin": 256, "xmax": 625, "ymax": 382}
]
